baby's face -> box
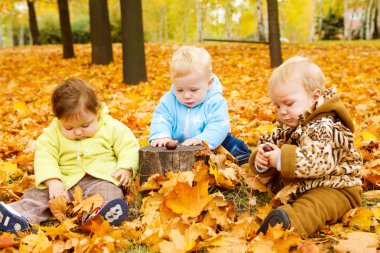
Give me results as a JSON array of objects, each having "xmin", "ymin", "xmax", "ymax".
[
  {"xmin": 59, "ymin": 110, "xmax": 98, "ymax": 140},
  {"xmin": 269, "ymin": 82, "xmax": 320, "ymax": 127},
  {"xmin": 173, "ymin": 72, "xmax": 212, "ymax": 108}
]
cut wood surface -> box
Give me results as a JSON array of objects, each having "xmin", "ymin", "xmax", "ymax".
[{"xmin": 138, "ymin": 145, "xmax": 207, "ymax": 183}]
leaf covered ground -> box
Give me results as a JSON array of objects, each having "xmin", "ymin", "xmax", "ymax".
[{"xmin": 0, "ymin": 41, "xmax": 379, "ymax": 252}]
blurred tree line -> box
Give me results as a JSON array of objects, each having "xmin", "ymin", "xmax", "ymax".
[{"xmin": 0, "ymin": 0, "xmax": 379, "ymax": 47}]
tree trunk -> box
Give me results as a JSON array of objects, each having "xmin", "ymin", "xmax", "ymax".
[
  {"xmin": 369, "ymin": 0, "xmax": 376, "ymax": 38},
  {"xmin": 365, "ymin": 0, "xmax": 374, "ymax": 39},
  {"xmin": 267, "ymin": 0, "xmax": 282, "ymax": 67},
  {"xmin": 309, "ymin": 0, "xmax": 317, "ymax": 41},
  {"xmin": 19, "ymin": 25, "xmax": 24, "ymax": 46},
  {"xmin": 7, "ymin": 18, "xmax": 13, "ymax": 47},
  {"xmin": 195, "ymin": 0, "xmax": 203, "ymax": 42},
  {"xmin": 374, "ymin": 6, "xmax": 379, "ymax": 38},
  {"xmin": 377, "ymin": 0, "xmax": 380, "ymax": 38},
  {"xmin": 256, "ymin": 0, "xmax": 266, "ymax": 41},
  {"xmin": 183, "ymin": 14, "xmax": 188, "ymax": 42},
  {"xmin": 317, "ymin": 0, "xmax": 323, "ymax": 40},
  {"xmin": 89, "ymin": 0, "xmax": 113, "ymax": 65},
  {"xmin": 26, "ymin": 0, "xmax": 40, "ymax": 45},
  {"xmin": 0, "ymin": 21, "xmax": 4, "ymax": 47},
  {"xmin": 58, "ymin": 0, "xmax": 75, "ymax": 59},
  {"xmin": 225, "ymin": 4, "xmax": 233, "ymax": 40},
  {"xmin": 343, "ymin": 0, "xmax": 349, "ymax": 39},
  {"xmin": 120, "ymin": 0, "xmax": 147, "ymax": 84},
  {"xmin": 139, "ymin": 146, "xmax": 206, "ymax": 183}
]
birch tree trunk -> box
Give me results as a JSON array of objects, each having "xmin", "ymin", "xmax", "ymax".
[
  {"xmin": 195, "ymin": 0, "xmax": 203, "ymax": 42},
  {"xmin": 19, "ymin": 26, "xmax": 24, "ymax": 46},
  {"xmin": 0, "ymin": 19, "xmax": 5, "ymax": 47},
  {"xmin": 7, "ymin": 18, "xmax": 13, "ymax": 47},
  {"xmin": 365, "ymin": 0, "xmax": 374, "ymax": 39},
  {"xmin": 164, "ymin": 7, "xmax": 168, "ymax": 42},
  {"xmin": 183, "ymin": 14, "xmax": 188, "ymax": 42},
  {"xmin": 317, "ymin": 0, "xmax": 323, "ymax": 40},
  {"xmin": 226, "ymin": 5, "xmax": 233, "ymax": 39},
  {"xmin": 257, "ymin": 0, "xmax": 266, "ymax": 41},
  {"xmin": 343, "ymin": 0, "xmax": 349, "ymax": 39},
  {"xmin": 309, "ymin": 0, "xmax": 317, "ymax": 41}
]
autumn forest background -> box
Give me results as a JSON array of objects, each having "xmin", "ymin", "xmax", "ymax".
[{"xmin": 0, "ymin": 0, "xmax": 380, "ymax": 252}]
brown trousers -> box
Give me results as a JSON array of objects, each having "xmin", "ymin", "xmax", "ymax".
[
  {"xmin": 279, "ymin": 186, "xmax": 362, "ymax": 236},
  {"xmin": 9, "ymin": 175, "xmax": 124, "ymax": 224}
]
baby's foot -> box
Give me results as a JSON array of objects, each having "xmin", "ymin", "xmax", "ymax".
[
  {"xmin": 0, "ymin": 202, "xmax": 29, "ymax": 234},
  {"xmin": 86, "ymin": 198, "xmax": 128, "ymax": 226}
]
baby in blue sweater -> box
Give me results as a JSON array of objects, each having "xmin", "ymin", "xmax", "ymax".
[{"xmin": 149, "ymin": 46, "xmax": 251, "ymax": 165}]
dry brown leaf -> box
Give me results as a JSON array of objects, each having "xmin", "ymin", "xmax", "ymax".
[
  {"xmin": 48, "ymin": 196, "xmax": 69, "ymax": 222},
  {"xmin": 270, "ymin": 183, "xmax": 298, "ymax": 207},
  {"xmin": 333, "ymin": 232, "xmax": 379, "ymax": 253}
]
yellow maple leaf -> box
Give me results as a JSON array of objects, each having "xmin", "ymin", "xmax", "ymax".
[
  {"xmin": 342, "ymin": 207, "xmax": 373, "ymax": 231},
  {"xmin": 205, "ymin": 233, "xmax": 248, "ymax": 253},
  {"xmin": 164, "ymin": 176, "xmax": 212, "ymax": 217},
  {"xmin": 19, "ymin": 230, "xmax": 52, "ymax": 253},
  {"xmin": 13, "ymin": 101, "xmax": 29, "ymax": 112},
  {"xmin": 140, "ymin": 174, "xmax": 166, "ymax": 191},
  {"xmin": 158, "ymin": 229, "xmax": 197, "ymax": 253}
]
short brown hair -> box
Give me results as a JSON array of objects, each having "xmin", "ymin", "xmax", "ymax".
[{"xmin": 52, "ymin": 78, "xmax": 99, "ymax": 119}]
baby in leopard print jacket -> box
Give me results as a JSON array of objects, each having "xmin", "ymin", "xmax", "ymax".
[{"xmin": 250, "ymin": 56, "xmax": 363, "ymax": 237}]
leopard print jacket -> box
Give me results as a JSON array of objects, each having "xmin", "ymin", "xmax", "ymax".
[{"xmin": 254, "ymin": 88, "xmax": 362, "ymax": 194}]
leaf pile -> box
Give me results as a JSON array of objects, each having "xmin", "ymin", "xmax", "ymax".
[{"xmin": 0, "ymin": 41, "xmax": 379, "ymax": 252}]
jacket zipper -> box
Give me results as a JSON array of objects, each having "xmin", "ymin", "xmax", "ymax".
[{"xmin": 185, "ymin": 107, "xmax": 190, "ymax": 138}]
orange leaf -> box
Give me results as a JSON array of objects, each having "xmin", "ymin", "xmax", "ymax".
[
  {"xmin": 48, "ymin": 196, "xmax": 69, "ymax": 222},
  {"xmin": 164, "ymin": 176, "xmax": 212, "ymax": 217},
  {"xmin": 0, "ymin": 233, "xmax": 18, "ymax": 248},
  {"xmin": 72, "ymin": 193, "xmax": 104, "ymax": 215}
]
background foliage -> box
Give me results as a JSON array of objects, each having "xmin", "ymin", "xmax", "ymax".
[
  {"xmin": 0, "ymin": 0, "xmax": 379, "ymax": 47},
  {"xmin": 0, "ymin": 40, "xmax": 379, "ymax": 252}
]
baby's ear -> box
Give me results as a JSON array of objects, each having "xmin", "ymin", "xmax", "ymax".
[
  {"xmin": 208, "ymin": 76, "xmax": 214, "ymax": 89},
  {"xmin": 312, "ymin": 89, "xmax": 322, "ymax": 100}
]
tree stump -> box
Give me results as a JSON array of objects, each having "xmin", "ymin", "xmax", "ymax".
[{"xmin": 138, "ymin": 145, "xmax": 206, "ymax": 183}]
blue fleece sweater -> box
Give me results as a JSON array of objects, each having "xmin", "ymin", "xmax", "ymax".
[{"xmin": 149, "ymin": 74, "xmax": 230, "ymax": 150}]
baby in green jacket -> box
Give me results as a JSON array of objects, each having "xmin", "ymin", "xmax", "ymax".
[{"xmin": 0, "ymin": 78, "xmax": 140, "ymax": 234}]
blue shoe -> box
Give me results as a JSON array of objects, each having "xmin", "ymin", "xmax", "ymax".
[
  {"xmin": 87, "ymin": 198, "xmax": 128, "ymax": 226},
  {"xmin": 0, "ymin": 202, "xmax": 29, "ymax": 234}
]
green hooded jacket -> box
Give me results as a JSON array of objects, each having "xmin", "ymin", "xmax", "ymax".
[{"xmin": 34, "ymin": 104, "xmax": 140, "ymax": 190}]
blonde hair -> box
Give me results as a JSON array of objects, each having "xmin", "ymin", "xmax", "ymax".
[
  {"xmin": 268, "ymin": 56, "xmax": 326, "ymax": 94},
  {"xmin": 170, "ymin": 46, "xmax": 212, "ymax": 79}
]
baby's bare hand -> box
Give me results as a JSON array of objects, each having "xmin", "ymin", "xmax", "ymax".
[
  {"xmin": 113, "ymin": 169, "xmax": 132, "ymax": 186},
  {"xmin": 151, "ymin": 138, "xmax": 172, "ymax": 147},
  {"xmin": 45, "ymin": 179, "xmax": 69, "ymax": 199},
  {"xmin": 182, "ymin": 138, "xmax": 202, "ymax": 146}
]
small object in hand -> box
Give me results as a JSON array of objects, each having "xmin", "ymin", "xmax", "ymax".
[
  {"xmin": 263, "ymin": 145, "xmax": 273, "ymax": 152},
  {"xmin": 165, "ymin": 141, "xmax": 178, "ymax": 150}
]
